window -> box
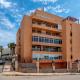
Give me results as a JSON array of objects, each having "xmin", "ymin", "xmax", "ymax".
[
  {"xmin": 32, "ymin": 36, "xmax": 62, "ymax": 44},
  {"xmin": 70, "ymin": 31, "xmax": 72, "ymax": 36},
  {"xmin": 70, "ymin": 39, "xmax": 72, "ymax": 44},
  {"xmin": 59, "ymin": 40, "xmax": 62, "ymax": 44},
  {"xmin": 58, "ymin": 56, "xmax": 62, "ymax": 59},
  {"xmin": 37, "ymin": 30, "xmax": 41, "ymax": 33},
  {"xmin": 54, "ymin": 39, "xmax": 62, "ymax": 44},
  {"xmin": 32, "ymin": 29, "xmax": 36, "ymax": 33},
  {"xmin": 32, "ymin": 54, "xmax": 63, "ymax": 60},
  {"xmin": 39, "ymin": 37, "xmax": 42, "ymax": 42},
  {"xmin": 53, "ymin": 24, "xmax": 58, "ymax": 29},
  {"xmin": 50, "ymin": 39, "xmax": 53, "ymax": 43},
  {"xmin": 32, "ymin": 45, "xmax": 41, "ymax": 51},
  {"xmin": 54, "ymin": 57, "xmax": 58, "ymax": 59},
  {"xmin": 45, "ymin": 38, "xmax": 48, "ymax": 43},
  {"xmin": 44, "ymin": 56, "xmax": 49, "ymax": 59},
  {"xmin": 71, "ymin": 47, "xmax": 72, "ymax": 52},
  {"xmin": 50, "ymin": 57, "xmax": 54, "ymax": 60},
  {"xmin": 32, "ymin": 45, "xmax": 62, "ymax": 52},
  {"xmin": 32, "ymin": 36, "xmax": 38, "ymax": 42},
  {"xmin": 46, "ymin": 31, "xmax": 51, "ymax": 35}
]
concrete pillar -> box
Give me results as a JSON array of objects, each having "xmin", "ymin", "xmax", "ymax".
[
  {"xmin": 77, "ymin": 62, "xmax": 80, "ymax": 72},
  {"xmin": 36, "ymin": 60, "xmax": 39, "ymax": 73},
  {"xmin": 15, "ymin": 60, "xmax": 18, "ymax": 71},
  {"xmin": 70, "ymin": 61, "xmax": 72, "ymax": 71},
  {"xmin": 52, "ymin": 61, "xmax": 55, "ymax": 72},
  {"xmin": 67, "ymin": 61, "xmax": 69, "ymax": 72},
  {"xmin": 52, "ymin": 64, "xmax": 55, "ymax": 72},
  {"xmin": 14, "ymin": 54, "xmax": 18, "ymax": 72}
]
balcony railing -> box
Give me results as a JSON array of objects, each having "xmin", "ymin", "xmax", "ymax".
[
  {"xmin": 32, "ymin": 33, "xmax": 62, "ymax": 39},
  {"xmin": 32, "ymin": 23, "xmax": 61, "ymax": 33},
  {"xmin": 32, "ymin": 42, "xmax": 62, "ymax": 47}
]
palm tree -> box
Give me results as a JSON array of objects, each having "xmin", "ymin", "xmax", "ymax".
[
  {"xmin": 8, "ymin": 43, "xmax": 16, "ymax": 71},
  {"xmin": 0, "ymin": 46, "xmax": 3, "ymax": 57},
  {"xmin": 8, "ymin": 43, "xmax": 16, "ymax": 55}
]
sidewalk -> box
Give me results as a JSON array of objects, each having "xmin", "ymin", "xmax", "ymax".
[{"xmin": 1, "ymin": 72, "xmax": 80, "ymax": 76}]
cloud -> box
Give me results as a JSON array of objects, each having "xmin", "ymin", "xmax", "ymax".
[
  {"xmin": 32, "ymin": 0, "xmax": 58, "ymax": 5},
  {"xmin": 26, "ymin": 9, "xmax": 36, "ymax": 15},
  {"xmin": 44, "ymin": 5, "xmax": 70, "ymax": 13},
  {"xmin": 0, "ymin": 0, "xmax": 16, "ymax": 8},
  {"xmin": 0, "ymin": 29, "xmax": 16, "ymax": 47},
  {"xmin": 0, "ymin": 18, "xmax": 15, "ymax": 29},
  {"xmin": 32, "ymin": 0, "xmax": 70, "ymax": 13},
  {"xmin": 0, "ymin": 0, "xmax": 71, "ymax": 47},
  {"xmin": 54, "ymin": 5, "xmax": 70, "ymax": 13},
  {"xmin": 0, "ymin": 12, "xmax": 15, "ymax": 29}
]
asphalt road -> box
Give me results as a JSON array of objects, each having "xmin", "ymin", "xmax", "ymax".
[{"xmin": 0, "ymin": 75, "xmax": 80, "ymax": 80}]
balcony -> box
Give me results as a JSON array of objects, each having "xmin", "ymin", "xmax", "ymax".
[
  {"xmin": 32, "ymin": 14, "xmax": 63, "ymax": 26},
  {"xmin": 32, "ymin": 42, "xmax": 62, "ymax": 47},
  {"xmin": 33, "ymin": 59, "xmax": 65, "ymax": 63},
  {"xmin": 32, "ymin": 51, "xmax": 62, "ymax": 54},
  {"xmin": 32, "ymin": 23, "xmax": 61, "ymax": 33},
  {"xmin": 32, "ymin": 52, "xmax": 64, "ymax": 63},
  {"xmin": 32, "ymin": 33, "xmax": 61, "ymax": 39}
]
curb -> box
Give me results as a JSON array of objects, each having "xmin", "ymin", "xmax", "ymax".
[{"xmin": 1, "ymin": 72, "xmax": 80, "ymax": 76}]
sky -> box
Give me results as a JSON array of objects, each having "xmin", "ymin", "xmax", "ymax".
[{"xmin": 0, "ymin": 0, "xmax": 80, "ymax": 47}]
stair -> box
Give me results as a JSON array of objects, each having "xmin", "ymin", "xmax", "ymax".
[{"xmin": 3, "ymin": 62, "xmax": 12, "ymax": 72}]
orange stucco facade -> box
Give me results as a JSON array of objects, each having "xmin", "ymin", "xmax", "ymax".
[{"xmin": 16, "ymin": 9, "xmax": 80, "ymax": 69}]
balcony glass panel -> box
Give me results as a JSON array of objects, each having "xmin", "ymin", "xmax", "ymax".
[
  {"xmin": 32, "ymin": 36, "xmax": 62, "ymax": 44},
  {"xmin": 32, "ymin": 45, "xmax": 62, "ymax": 52}
]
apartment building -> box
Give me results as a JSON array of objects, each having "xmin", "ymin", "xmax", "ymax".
[{"xmin": 16, "ymin": 9, "xmax": 80, "ymax": 70}]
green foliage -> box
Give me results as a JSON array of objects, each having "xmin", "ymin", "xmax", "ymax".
[
  {"xmin": 8, "ymin": 43, "xmax": 16, "ymax": 49},
  {"xmin": 0, "ymin": 46, "xmax": 3, "ymax": 52}
]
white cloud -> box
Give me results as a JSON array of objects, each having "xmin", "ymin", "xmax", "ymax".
[
  {"xmin": 0, "ymin": 12, "xmax": 15, "ymax": 29},
  {"xmin": 44, "ymin": 5, "xmax": 70, "ymax": 13},
  {"xmin": 0, "ymin": 0, "xmax": 21, "ymax": 27},
  {"xmin": 0, "ymin": 29, "xmax": 16, "ymax": 47},
  {"xmin": 26, "ymin": 9, "xmax": 36, "ymax": 15},
  {"xmin": 0, "ymin": 18, "xmax": 15, "ymax": 29},
  {"xmin": 33, "ymin": 0, "xmax": 58, "ymax": 5},
  {"xmin": 0, "ymin": 0, "xmax": 16, "ymax": 8}
]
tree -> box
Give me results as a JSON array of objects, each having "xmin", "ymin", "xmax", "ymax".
[
  {"xmin": 8, "ymin": 43, "xmax": 16, "ymax": 71},
  {"xmin": 8, "ymin": 43, "xmax": 16, "ymax": 55},
  {"xmin": 0, "ymin": 46, "xmax": 3, "ymax": 57}
]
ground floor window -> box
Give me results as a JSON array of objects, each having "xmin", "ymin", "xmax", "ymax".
[{"xmin": 32, "ymin": 54, "xmax": 63, "ymax": 60}]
